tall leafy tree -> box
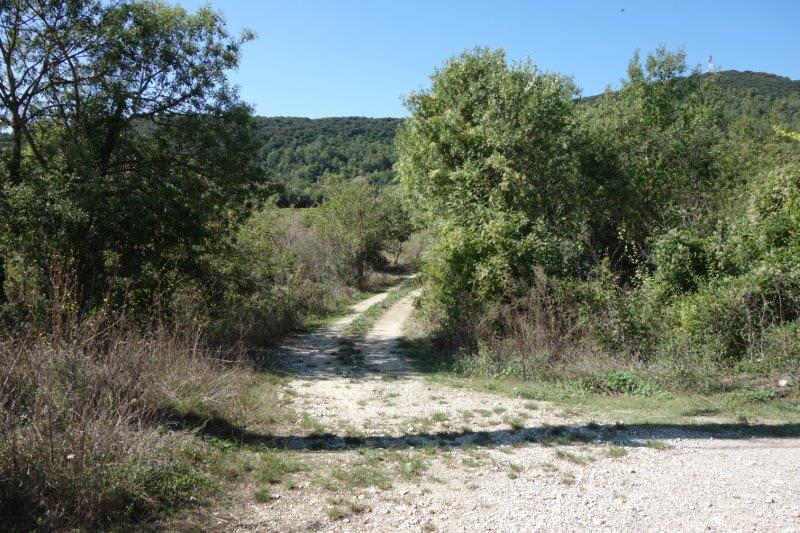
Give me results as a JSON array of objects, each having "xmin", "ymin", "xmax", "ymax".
[
  {"xmin": 575, "ymin": 47, "xmax": 725, "ymax": 276},
  {"xmin": 396, "ymin": 48, "xmax": 581, "ymax": 318},
  {"xmin": 0, "ymin": 0, "xmax": 260, "ymax": 310}
]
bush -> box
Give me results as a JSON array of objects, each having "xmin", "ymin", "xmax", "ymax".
[
  {"xmin": 649, "ymin": 229, "xmax": 715, "ymax": 298},
  {"xmin": 668, "ymin": 266, "xmax": 800, "ymax": 361},
  {"xmin": 307, "ymin": 179, "xmax": 412, "ymax": 288},
  {"xmin": 201, "ymin": 204, "xmax": 350, "ymax": 344}
]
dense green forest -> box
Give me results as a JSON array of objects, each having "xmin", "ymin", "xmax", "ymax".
[
  {"xmin": 253, "ymin": 69, "xmax": 800, "ymax": 206},
  {"xmin": 255, "ymin": 117, "xmax": 401, "ymax": 205},
  {"xmin": 0, "ymin": 1, "xmax": 798, "ymax": 530}
]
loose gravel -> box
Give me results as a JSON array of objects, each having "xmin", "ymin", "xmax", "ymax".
[{"xmin": 232, "ymin": 288, "xmax": 800, "ymax": 532}]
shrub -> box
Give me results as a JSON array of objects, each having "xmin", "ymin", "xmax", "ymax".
[
  {"xmin": 669, "ymin": 266, "xmax": 800, "ymax": 361},
  {"xmin": 650, "ymin": 229, "xmax": 715, "ymax": 298},
  {"xmin": 580, "ymin": 371, "xmax": 659, "ymax": 397}
]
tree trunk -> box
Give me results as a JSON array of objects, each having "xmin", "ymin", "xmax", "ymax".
[
  {"xmin": 9, "ymin": 110, "xmax": 22, "ymax": 184},
  {"xmin": 0, "ymin": 257, "xmax": 6, "ymax": 305}
]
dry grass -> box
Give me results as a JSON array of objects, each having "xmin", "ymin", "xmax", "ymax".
[{"xmin": 0, "ymin": 311, "xmax": 261, "ymax": 531}]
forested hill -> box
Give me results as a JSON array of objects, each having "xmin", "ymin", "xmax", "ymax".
[
  {"xmin": 254, "ymin": 71, "xmax": 800, "ymax": 206},
  {"xmin": 708, "ymin": 70, "xmax": 800, "ymax": 125},
  {"xmin": 710, "ymin": 70, "xmax": 800, "ymax": 98},
  {"xmin": 254, "ymin": 116, "xmax": 402, "ymax": 206},
  {"xmin": 580, "ymin": 70, "xmax": 800, "ymax": 125}
]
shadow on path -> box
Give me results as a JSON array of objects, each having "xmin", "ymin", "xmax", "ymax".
[{"xmin": 184, "ymin": 417, "xmax": 800, "ymax": 452}]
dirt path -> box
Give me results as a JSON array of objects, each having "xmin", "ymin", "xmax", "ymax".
[{"xmin": 235, "ymin": 288, "xmax": 800, "ymax": 532}]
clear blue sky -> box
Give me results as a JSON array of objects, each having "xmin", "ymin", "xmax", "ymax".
[{"xmin": 178, "ymin": 0, "xmax": 799, "ymax": 118}]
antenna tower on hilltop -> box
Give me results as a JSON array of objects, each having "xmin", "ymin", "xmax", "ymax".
[{"xmin": 707, "ymin": 54, "xmax": 715, "ymax": 73}]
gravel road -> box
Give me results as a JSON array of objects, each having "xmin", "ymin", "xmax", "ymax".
[{"xmin": 234, "ymin": 287, "xmax": 800, "ymax": 532}]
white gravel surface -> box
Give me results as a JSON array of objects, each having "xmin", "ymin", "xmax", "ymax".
[{"xmin": 232, "ymin": 288, "xmax": 800, "ymax": 532}]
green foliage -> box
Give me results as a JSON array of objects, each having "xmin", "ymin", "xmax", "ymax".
[
  {"xmin": 308, "ymin": 179, "xmax": 412, "ymax": 286},
  {"xmin": 0, "ymin": 0, "xmax": 260, "ymax": 316},
  {"xmin": 645, "ymin": 162, "xmax": 800, "ymax": 361},
  {"xmin": 649, "ymin": 229, "xmax": 715, "ymax": 299},
  {"xmin": 576, "ymin": 46, "xmax": 726, "ymax": 275},
  {"xmin": 580, "ymin": 371, "xmax": 659, "ymax": 397},
  {"xmin": 255, "ymin": 117, "xmax": 402, "ymax": 206},
  {"xmin": 401, "ymin": 45, "xmax": 800, "ymax": 390},
  {"xmin": 397, "ymin": 48, "xmax": 584, "ymax": 329}
]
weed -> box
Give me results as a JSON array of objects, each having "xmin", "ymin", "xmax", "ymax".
[
  {"xmin": 325, "ymin": 506, "xmax": 346, "ymax": 520},
  {"xmin": 505, "ymin": 416, "xmax": 526, "ymax": 429},
  {"xmin": 257, "ymin": 452, "xmax": 306, "ymax": 485},
  {"xmin": 555, "ymin": 450, "xmax": 588, "ymax": 465},
  {"xmin": 680, "ymin": 407, "xmax": 721, "ymax": 417},
  {"xmin": 332, "ymin": 464, "xmax": 391, "ymax": 490},
  {"xmin": 461, "ymin": 457, "xmax": 481, "ymax": 468},
  {"xmin": 431, "ymin": 411, "xmax": 448, "ymax": 423},
  {"xmin": 301, "ymin": 413, "xmax": 327, "ymax": 434},
  {"xmin": 606, "ymin": 445, "xmax": 628, "ymax": 458},
  {"xmin": 507, "ymin": 462, "xmax": 523, "ymax": 478},
  {"xmin": 349, "ymin": 501, "xmax": 370, "ymax": 514},
  {"xmin": 540, "ymin": 462, "xmax": 559, "ymax": 473},
  {"xmin": 253, "ymin": 487, "xmax": 272, "ymax": 503},
  {"xmin": 422, "ymin": 521, "xmax": 437, "ymax": 532},
  {"xmin": 643, "ymin": 440, "xmax": 671, "ymax": 450}
]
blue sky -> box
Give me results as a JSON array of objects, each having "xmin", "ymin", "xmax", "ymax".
[{"xmin": 178, "ymin": 0, "xmax": 799, "ymax": 118}]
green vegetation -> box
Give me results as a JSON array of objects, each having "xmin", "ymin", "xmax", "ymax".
[
  {"xmin": 0, "ymin": 2, "xmax": 413, "ymax": 530},
  {"xmin": 255, "ymin": 117, "xmax": 401, "ymax": 206},
  {"xmin": 398, "ymin": 46, "xmax": 799, "ymax": 410},
  {"xmin": 0, "ymin": 0, "xmax": 798, "ymax": 529}
]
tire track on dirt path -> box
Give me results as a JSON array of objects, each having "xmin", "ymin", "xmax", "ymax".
[{"xmin": 234, "ymin": 286, "xmax": 800, "ymax": 533}]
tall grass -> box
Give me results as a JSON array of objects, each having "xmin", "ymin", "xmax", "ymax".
[{"xmin": 0, "ymin": 309, "xmax": 257, "ymax": 530}]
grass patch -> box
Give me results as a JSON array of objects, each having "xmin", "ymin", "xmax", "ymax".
[
  {"xmin": 606, "ymin": 445, "xmax": 628, "ymax": 458},
  {"xmin": 253, "ymin": 487, "xmax": 273, "ymax": 503},
  {"xmin": 332, "ymin": 465, "xmax": 391, "ymax": 490},
  {"xmin": 400, "ymin": 331, "xmax": 800, "ymax": 425},
  {"xmin": 555, "ymin": 450, "xmax": 588, "ymax": 465},
  {"xmin": 561, "ymin": 473, "xmax": 576, "ymax": 486},
  {"xmin": 300, "ymin": 412, "xmax": 327, "ymax": 435},
  {"xmin": 257, "ymin": 451, "xmax": 307, "ymax": 484},
  {"xmin": 318, "ymin": 449, "xmax": 430, "ymax": 492},
  {"xmin": 344, "ymin": 278, "xmax": 419, "ymax": 337},
  {"xmin": 431, "ymin": 411, "xmax": 448, "ymax": 423}
]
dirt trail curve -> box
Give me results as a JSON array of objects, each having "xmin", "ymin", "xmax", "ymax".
[{"xmin": 235, "ymin": 286, "xmax": 800, "ymax": 532}]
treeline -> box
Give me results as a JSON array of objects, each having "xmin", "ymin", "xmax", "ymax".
[
  {"xmin": 399, "ymin": 47, "xmax": 799, "ymax": 392},
  {"xmin": 253, "ymin": 70, "xmax": 800, "ymax": 208},
  {"xmin": 0, "ymin": 1, "xmax": 410, "ymax": 529}
]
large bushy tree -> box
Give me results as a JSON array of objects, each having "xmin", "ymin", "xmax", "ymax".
[
  {"xmin": 576, "ymin": 47, "xmax": 725, "ymax": 276},
  {"xmin": 396, "ymin": 48, "xmax": 582, "ymax": 322},
  {"xmin": 0, "ymin": 0, "xmax": 260, "ymax": 312}
]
